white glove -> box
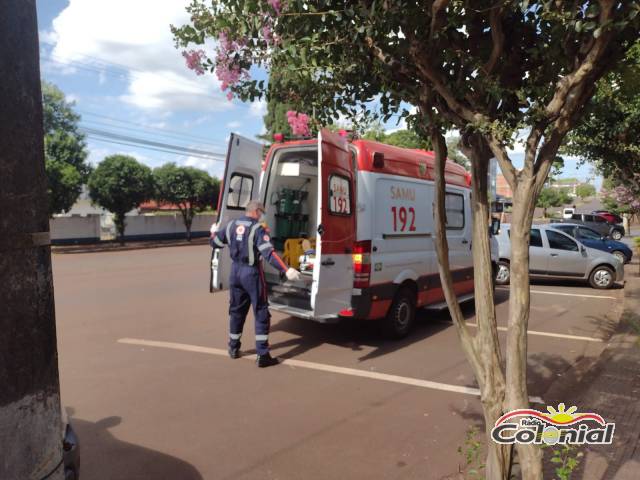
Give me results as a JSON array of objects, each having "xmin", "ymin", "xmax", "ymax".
[
  {"xmin": 210, "ymin": 222, "xmax": 219, "ymax": 235},
  {"xmin": 285, "ymin": 268, "xmax": 302, "ymax": 281}
]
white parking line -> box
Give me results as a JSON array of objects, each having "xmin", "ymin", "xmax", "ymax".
[
  {"xmin": 464, "ymin": 323, "xmax": 603, "ymax": 343},
  {"xmin": 496, "ymin": 287, "xmax": 617, "ymax": 300},
  {"xmin": 118, "ymin": 337, "xmax": 545, "ymax": 403}
]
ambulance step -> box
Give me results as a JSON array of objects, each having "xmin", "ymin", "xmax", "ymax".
[{"xmin": 424, "ymin": 293, "xmax": 475, "ymax": 311}]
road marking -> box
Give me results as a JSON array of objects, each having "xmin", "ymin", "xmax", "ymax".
[
  {"xmin": 464, "ymin": 323, "xmax": 603, "ymax": 343},
  {"xmin": 118, "ymin": 337, "xmax": 545, "ymax": 403},
  {"xmin": 496, "ymin": 287, "xmax": 617, "ymax": 300}
]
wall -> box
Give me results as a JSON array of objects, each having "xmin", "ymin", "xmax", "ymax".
[
  {"xmin": 123, "ymin": 214, "xmax": 215, "ymax": 241},
  {"xmin": 50, "ymin": 214, "xmax": 216, "ymax": 244},
  {"xmin": 50, "ymin": 215, "xmax": 101, "ymax": 244}
]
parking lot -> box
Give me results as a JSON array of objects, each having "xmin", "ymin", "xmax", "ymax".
[{"xmin": 52, "ymin": 244, "xmax": 625, "ymax": 479}]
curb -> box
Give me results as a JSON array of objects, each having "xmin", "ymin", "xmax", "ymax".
[{"xmin": 52, "ymin": 237, "xmax": 210, "ymax": 254}]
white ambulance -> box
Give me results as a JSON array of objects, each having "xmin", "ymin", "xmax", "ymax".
[{"xmin": 212, "ymin": 129, "xmax": 488, "ymax": 338}]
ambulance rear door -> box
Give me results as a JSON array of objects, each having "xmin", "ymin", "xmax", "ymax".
[
  {"xmin": 311, "ymin": 129, "xmax": 356, "ymax": 317},
  {"xmin": 211, "ymin": 133, "xmax": 263, "ymax": 291}
]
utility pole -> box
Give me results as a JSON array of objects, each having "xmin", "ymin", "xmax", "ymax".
[{"xmin": 0, "ymin": 1, "xmax": 64, "ymax": 479}]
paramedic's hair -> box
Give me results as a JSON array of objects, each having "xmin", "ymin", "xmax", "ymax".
[{"xmin": 245, "ymin": 200, "xmax": 265, "ymax": 214}]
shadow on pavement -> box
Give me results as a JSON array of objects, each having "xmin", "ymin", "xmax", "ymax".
[
  {"xmin": 267, "ymin": 289, "xmax": 509, "ymax": 363},
  {"xmin": 68, "ymin": 413, "xmax": 203, "ymax": 480},
  {"xmin": 529, "ymin": 277, "xmax": 625, "ymax": 290}
]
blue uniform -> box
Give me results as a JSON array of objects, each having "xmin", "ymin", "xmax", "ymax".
[{"xmin": 211, "ymin": 216, "xmax": 288, "ymax": 355}]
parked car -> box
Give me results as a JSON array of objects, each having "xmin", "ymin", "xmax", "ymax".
[
  {"xmin": 61, "ymin": 408, "xmax": 80, "ymax": 479},
  {"xmin": 550, "ymin": 223, "xmax": 633, "ymax": 264},
  {"xmin": 591, "ymin": 210, "xmax": 623, "ymax": 224},
  {"xmin": 495, "ymin": 224, "xmax": 624, "ymax": 289},
  {"xmin": 556, "ymin": 213, "xmax": 625, "ymax": 240},
  {"xmin": 562, "ymin": 207, "xmax": 575, "ymax": 219}
]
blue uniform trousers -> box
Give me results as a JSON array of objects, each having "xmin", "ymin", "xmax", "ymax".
[{"xmin": 228, "ymin": 262, "xmax": 271, "ymax": 355}]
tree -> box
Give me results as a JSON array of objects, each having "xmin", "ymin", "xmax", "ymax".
[
  {"xmin": 362, "ymin": 127, "xmax": 431, "ymax": 149},
  {"xmin": 153, "ymin": 163, "xmax": 219, "ymax": 241},
  {"xmin": 88, "ymin": 155, "xmax": 154, "ymax": 244},
  {"xmin": 1, "ymin": 2, "xmax": 64, "ymax": 478},
  {"xmin": 575, "ymin": 183, "xmax": 597, "ymax": 199},
  {"xmin": 446, "ymin": 136, "xmax": 470, "ymax": 170},
  {"xmin": 537, "ymin": 188, "xmax": 569, "ymax": 218},
  {"xmin": 565, "ymin": 39, "xmax": 640, "ymax": 214},
  {"xmin": 173, "ymin": 3, "xmax": 640, "ymax": 478},
  {"xmin": 42, "ymin": 81, "xmax": 89, "ymax": 215}
]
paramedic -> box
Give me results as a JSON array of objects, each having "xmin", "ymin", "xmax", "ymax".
[{"xmin": 210, "ymin": 200, "xmax": 301, "ymax": 368}]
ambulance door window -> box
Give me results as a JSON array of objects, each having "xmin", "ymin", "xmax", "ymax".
[
  {"xmin": 227, "ymin": 173, "xmax": 254, "ymax": 210},
  {"xmin": 328, "ymin": 174, "xmax": 351, "ymax": 215},
  {"xmin": 445, "ymin": 192, "xmax": 465, "ymax": 230}
]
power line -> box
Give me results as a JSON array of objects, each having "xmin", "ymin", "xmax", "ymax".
[
  {"xmin": 79, "ymin": 127, "xmax": 226, "ymax": 160},
  {"xmin": 79, "ymin": 119, "xmax": 224, "ymax": 151},
  {"xmin": 78, "ymin": 111, "xmax": 225, "ymax": 148},
  {"xmin": 85, "ymin": 136, "xmax": 223, "ymax": 162}
]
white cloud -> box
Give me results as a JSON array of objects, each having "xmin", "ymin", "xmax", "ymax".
[
  {"xmin": 249, "ymin": 98, "xmax": 267, "ymax": 118},
  {"xmin": 47, "ymin": 0, "xmax": 232, "ymax": 113},
  {"xmin": 226, "ymin": 121, "xmax": 242, "ymax": 129},
  {"xmin": 182, "ymin": 156, "xmax": 225, "ymax": 178}
]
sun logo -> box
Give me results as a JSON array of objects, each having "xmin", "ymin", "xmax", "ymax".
[{"xmin": 543, "ymin": 403, "xmax": 579, "ymax": 424}]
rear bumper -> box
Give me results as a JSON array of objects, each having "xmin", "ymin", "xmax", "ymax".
[{"xmin": 269, "ymin": 302, "xmax": 339, "ymax": 323}]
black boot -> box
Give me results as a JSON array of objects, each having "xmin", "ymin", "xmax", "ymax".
[
  {"xmin": 228, "ymin": 347, "xmax": 241, "ymax": 359},
  {"xmin": 256, "ymin": 352, "xmax": 279, "ymax": 368}
]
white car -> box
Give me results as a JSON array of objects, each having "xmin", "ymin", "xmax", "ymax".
[{"xmin": 562, "ymin": 207, "xmax": 575, "ymax": 219}]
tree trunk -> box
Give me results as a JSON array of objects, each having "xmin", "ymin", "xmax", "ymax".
[
  {"xmin": 114, "ymin": 212, "xmax": 127, "ymax": 245},
  {"xmin": 180, "ymin": 208, "xmax": 193, "ymax": 242},
  {"xmin": 463, "ymin": 134, "xmax": 512, "ymax": 479},
  {"xmin": 430, "ymin": 128, "xmax": 510, "ymax": 479},
  {"xmin": 506, "ymin": 181, "xmax": 543, "ymax": 480},
  {"xmin": 0, "ymin": 1, "xmax": 64, "ymax": 478}
]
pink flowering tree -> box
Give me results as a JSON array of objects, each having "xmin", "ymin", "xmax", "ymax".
[{"xmin": 173, "ymin": 4, "xmax": 640, "ymax": 478}]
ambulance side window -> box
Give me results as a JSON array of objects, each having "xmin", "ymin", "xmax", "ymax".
[
  {"xmin": 227, "ymin": 173, "xmax": 253, "ymax": 210},
  {"xmin": 445, "ymin": 192, "xmax": 465, "ymax": 230},
  {"xmin": 328, "ymin": 174, "xmax": 351, "ymax": 215}
]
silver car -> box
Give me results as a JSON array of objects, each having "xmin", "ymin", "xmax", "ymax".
[{"xmin": 495, "ymin": 224, "xmax": 624, "ymax": 289}]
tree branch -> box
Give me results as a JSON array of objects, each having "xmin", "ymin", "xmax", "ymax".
[{"xmin": 482, "ymin": 5, "xmax": 505, "ymax": 75}]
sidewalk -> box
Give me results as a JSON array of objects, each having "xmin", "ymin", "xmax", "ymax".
[{"xmin": 555, "ymin": 260, "xmax": 640, "ymax": 479}]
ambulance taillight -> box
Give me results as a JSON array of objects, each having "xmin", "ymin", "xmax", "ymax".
[{"xmin": 352, "ymin": 240, "xmax": 372, "ymax": 288}]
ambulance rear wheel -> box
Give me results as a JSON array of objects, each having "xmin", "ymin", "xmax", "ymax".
[{"xmin": 382, "ymin": 287, "xmax": 416, "ymax": 339}]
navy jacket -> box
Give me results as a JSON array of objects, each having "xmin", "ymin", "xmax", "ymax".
[{"xmin": 211, "ymin": 216, "xmax": 288, "ymax": 273}]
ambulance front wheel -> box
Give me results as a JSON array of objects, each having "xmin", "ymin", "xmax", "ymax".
[{"xmin": 382, "ymin": 287, "xmax": 416, "ymax": 339}]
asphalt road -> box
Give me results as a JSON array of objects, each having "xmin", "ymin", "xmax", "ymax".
[{"xmin": 52, "ymin": 244, "xmax": 625, "ymax": 479}]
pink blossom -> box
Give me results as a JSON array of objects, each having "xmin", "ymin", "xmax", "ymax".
[
  {"xmin": 226, "ymin": 91, "xmax": 234, "ymax": 101},
  {"xmin": 287, "ymin": 110, "xmax": 311, "ymax": 136},
  {"xmin": 182, "ymin": 49, "xmax": 206, "ymax": 75},
  {"xmin": 267, "ymin": 0, "xmax": 282, "ymax": 15}
]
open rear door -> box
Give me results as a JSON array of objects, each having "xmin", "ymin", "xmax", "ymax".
[
  {"xmin": 211, "ymin": 133, "xmax": 263, "ymax": 291},
  {"xmin": 311, "ymin": 129, "xmax": 356, "ymax": 317}
]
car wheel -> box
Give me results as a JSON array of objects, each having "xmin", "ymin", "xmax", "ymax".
[
  {"xmin": 589, "ymin": 266, "xmax": 615, "ymax": 289},
  {"xmin": 612, "ymin": 251, "xmax": 627, "ymax": 264},
  {"xmin": 611, "ymin": 230, "xmax": 623, "ymax": 240},
  {"xmin": 495, "ymin": 260, "xmax": 510, "ymax": 286},
  {"xmin": 382, "ymin": 287, "xmax": 416, "ymax": 339}
]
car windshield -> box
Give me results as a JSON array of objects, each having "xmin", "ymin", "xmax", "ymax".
[{"xmin": 577, "ymin": 227, "xmax": 602, "ymax": 240}]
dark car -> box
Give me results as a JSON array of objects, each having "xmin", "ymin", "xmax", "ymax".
[
  {"xmin": 591, "ymin": 210, "xmax": 623, "ymax": 224},
  {"xmin": 61, "ymin": 409, "xmax": 80, "ymax": 479},
  {"xmin": 556, "ymin": 213, "xmax": 625, "ymax": 240},
  {"xmin": 550, "ymin": 223, "xmax": 633, "ymax": 264}
]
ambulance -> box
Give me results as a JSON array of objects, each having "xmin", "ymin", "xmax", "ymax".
[{"xmin": 212, "ymin": 129, "xmax": 491, "ymax": 338}]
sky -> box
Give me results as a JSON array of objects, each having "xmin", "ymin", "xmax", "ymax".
[{"xmin": 36, "ymin": 0, "xmax": 600, "ymax": 187}]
